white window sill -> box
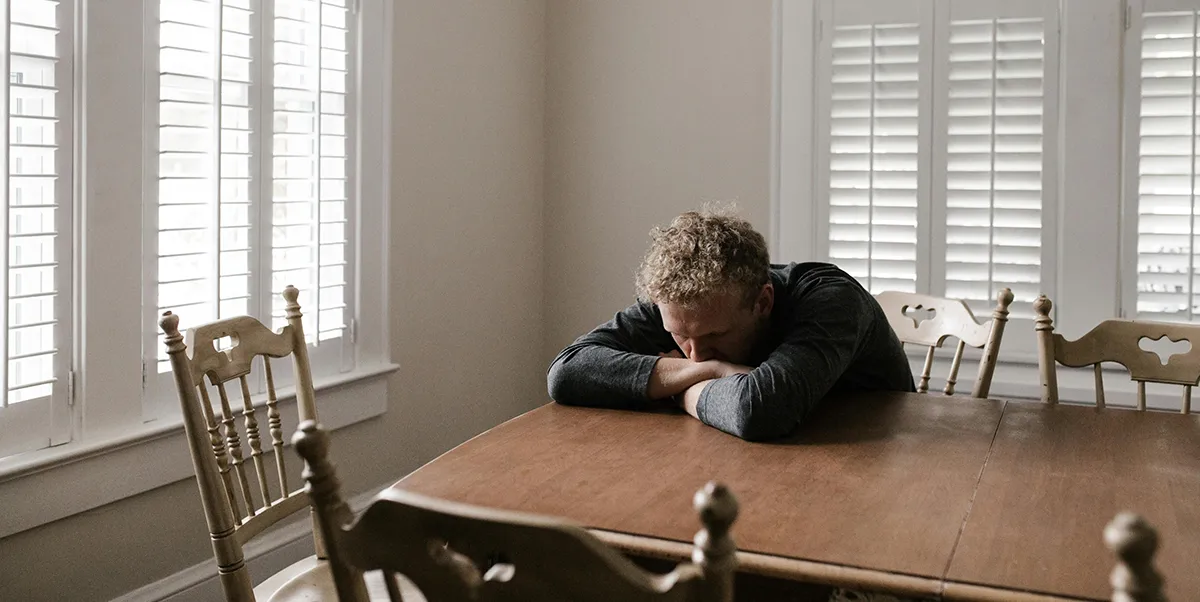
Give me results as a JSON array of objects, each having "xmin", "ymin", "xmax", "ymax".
[{"xmin": 0, "ymin": 362, "xmax": 397, "ymax": 539}]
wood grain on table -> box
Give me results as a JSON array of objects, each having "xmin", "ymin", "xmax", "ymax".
[
  {"xmin": 946, "ymin": 403, "xmax": 1200, "ymax": 601},
  {"xmin": 398, "ymin": 392, "xmax": 1005, "ymax": 581}
]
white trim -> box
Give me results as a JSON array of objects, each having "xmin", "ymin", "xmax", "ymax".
[
  {"xmin": 776, "ymin": 0, "xmax": 817, "ymax": 263},
  {"xmin": 768, "ymin": 0, "xmax": 783, "ymax": 258},
  {"xmin": 81, "ymin": 0, "xmax": 154, "ymax": 444},
  {"xmin": 354, "ymin": 0, "xmax": 391, "ymax": 365},
  {"xmin": 0, "ymin": 364, "xmax": 395, "ymax": 539},
  {"xmin": 140, "ymin": 0, "xmax": 161, "ymax": 422},
  {"xmin": 1120, "ymin": 0, "xmax": 1143, "ymax": 320},
  {"xmin": 112, "ymin": 481, "xmax": 391, "ymax": 602},
  {"xmin": 915, "ymin": 0, "xmax": 935, "ymax": 295},
  {"xmin": 1055, "ymin": 0, "xmax": 1124, "ymax": 332}
]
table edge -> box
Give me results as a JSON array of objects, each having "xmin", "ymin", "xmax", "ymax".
[
  {"xmin": 591, "ymin": 530, "xmax": 1099, "ymax": 602},
  {"xmin": 592, "ymin": 529, "xmax": 942, "ymax": 598},
  {"xmin": 941, "ymin": 581, "xmax": 1099, "ymax": 602},
  {"xmin": 397, "ymin": 402, "xmax": 554, "ymax": 487}
]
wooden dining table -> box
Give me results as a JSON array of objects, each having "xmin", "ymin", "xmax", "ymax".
[{"xmin": 393, "ymin": 392, "xmax": 1200, "ymax": 601}]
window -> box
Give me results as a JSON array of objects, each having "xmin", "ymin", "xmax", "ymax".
[
  {"xmin": 940, "ymin": 15, "xmax": 1050, "ymax": 315},
  {"xmin": 149, "ymin": 0, "xmax": 354, "ymax": 405},
  {"xmin": 0, "ymin": 0, "xmax": 390, "ymax": 539},
  {"xmin": 0, "ymin": 0, "xmax": 74, "ymax": 459},
  {"xmin": 810, "ymin": 0, "xmax": 1058, "ymax": 317},
  {"xmin": 824, "ymin": 17, "xmax": 922, "ymax": 294},
  {"xmin": 1124, "ymin": 1, "xmax": 1200, "ymax": 321}
]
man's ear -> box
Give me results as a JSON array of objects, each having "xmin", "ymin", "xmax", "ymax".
[{"xmin": 754, "ymin": 283, "xmax": 774, "ymax": 317}]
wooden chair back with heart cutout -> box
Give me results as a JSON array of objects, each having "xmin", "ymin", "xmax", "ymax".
[
  {"xmin": 874, "ymin": 288, "xmax": 1014, "ymax": 398},
  {"xmin": 160, "ymin": 285, "xmax": 325, "ymax": 601},
  {"xmin": 1035, "ymin": 295, "xmax": 1200, "ymax": 412}
]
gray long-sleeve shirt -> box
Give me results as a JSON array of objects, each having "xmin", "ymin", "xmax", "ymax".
[{"xmin": 546, "ymin": 262, "xmax": 915, "ymax": 441}]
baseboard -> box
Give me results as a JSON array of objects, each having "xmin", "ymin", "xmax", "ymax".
[{"xmin": 111, "ymin": 482, "xmax": 391, "ymax": 602}]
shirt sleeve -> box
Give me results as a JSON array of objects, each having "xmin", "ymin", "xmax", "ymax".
[
  {"xmin": 695, "ymin": 282, "xmax": 874, "ymax": 441},
  {"xmin": 547, "ymin": 302, "xmax": 677, "ymax": 409}
]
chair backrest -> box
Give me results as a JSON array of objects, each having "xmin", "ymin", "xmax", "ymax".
[
  {"xmin": 160, "ymin": 285, "xmax": 320, "ymax": 601},
  {"xmin": 874, "ymin": 288, "xmax": 1014, "ymax": 398},
  {"xmin": 293, "ymin": 421, "xmax": 740, "ymax": 602},
  {"xmin": 1034, "ymin": 295, "xmax": 1200, "ymax": 413},
  {"xmin": 1106, "ymin": 512, "xmax": 1167, "ymax": 602}
]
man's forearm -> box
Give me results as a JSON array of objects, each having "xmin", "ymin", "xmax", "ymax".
[
  {"xmin": 646, "ymin": 358, "xmax": 717, "ymax": 400},
  {"xmin": 678, "ymin": 379, "xmax": 712, "ymax": 418}
]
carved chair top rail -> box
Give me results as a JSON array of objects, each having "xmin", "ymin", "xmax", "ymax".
[
  {"xmin": 875, "ymin": 289, "xmax": 1012, "ymax": 349},
  {"xmin": 184, "ymin": 316, "xmax": 296, "ymax": 386},
  {"xmin": 1035, "ymin": 296, "xmax": 1200, "ymax": 386}
]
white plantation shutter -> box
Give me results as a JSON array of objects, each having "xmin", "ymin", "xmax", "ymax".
[
  {"xmin": 155, "ymin": 0, "xmax": 256, "ymax": 370},
  {"xmin": 816, "ymin": 0, "xmax": 1056, "ymax": 315},
  {"xmin": 152, "ymin": 0, "xmax": 354, "ymax": 385},
  {"xmin": 819, "ymin": 0, "xmax": 929, "ymax": 295},
  {"xmin": 939, "ymin": 5, "xmax": 1055, "ymax": 317},
  {"xmin": 1127, "ymin": 4, "xmax": 1200, "ymax": 321},
  {"xmin": 269, "ymin": 0, "xmax": 351, "ymax": 343},
  {"xmin": 0, "ymin": 0, "xmax": 73, "ymax": 457}
]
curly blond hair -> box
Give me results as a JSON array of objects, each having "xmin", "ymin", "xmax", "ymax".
[{"xmin": 636, "ymin": 207, "xmax": 770, "ymax": 307}]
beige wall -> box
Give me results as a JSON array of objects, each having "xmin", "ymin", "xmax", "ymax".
[
  {"xmin": 0, "ymin": 1, "xmax": 546, "ymax": 600},
  {"xmin": 2, "ymin": 2, "xmax": 780, "ymax": 598},
  {"xmin": 543, "ymin": 0, "xmax": 775, "ymax": 361}
]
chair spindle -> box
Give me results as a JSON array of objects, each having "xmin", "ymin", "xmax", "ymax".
[
  {"xmin": 240, "ymin": 375, "xmax": 272, "ymax": 507},
  {"xmin": 945, "ymin": 340, "xmax": 966, "ymax": 396},
  {"xmin": 384, "ymin": 571, "xmax": 404, "ymax": 602},
  {"xmin": 199, "ymin": 382, "xmax": 244, "ymax": 523},
  {"xmin": 1182, "ymin": 386, "xmax": 1192, "ymax": 415},
  {"xmin": 1105, "ymin": 512, "xmax": 1166, "ymax": 602},
  {"xmin": 1094, "ymin": 364, "xmax": 1106, "ymax": 409},
  {"xmin": 264, "ymin": 357, "xmax": 288, "ymax": 495},
  {"xmin": 216, "ymin": 381, "xmax": 256, "ymax": 514},
  {"xmin": 918, "ymin": 346, "xmax": 935, "ymax": 394},
  {"xmin": 1137, "ymin": 381, "xmax": 1147, "ymax": 412}
]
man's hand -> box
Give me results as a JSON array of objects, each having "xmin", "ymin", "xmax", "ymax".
[
  {"xmin": 675, "ymin": 362, "xmax": 752, "ymax": 418},
  {"xmin": 707, "ymin": 360, "xmax": 753, "ymax": 378},
  {"xmin": 647, "ymin": 350, "xmax": 753, "ymax": 401}
]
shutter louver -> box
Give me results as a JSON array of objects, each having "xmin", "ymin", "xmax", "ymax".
[
  {"xmin": 270, "ymin": 0, "xmax": 348, "ymax": 344},
  {"xmin": 0, "ymin": 0, "xmax": 73, "ymax": 455},
  {"xmin": 828, "ymin": 23, "xmax": 921, "ymax": 294},
  {"xmin": 156, "ymin": 0, "xmax": 256, "ymax": 371},
  {"xmin": 1136, "ymin": 11, "xmax": 1200, "ymax": 320},
  {"xmin": 944, "ymin": 17, "xmax": 1044, "ymax": 315}
]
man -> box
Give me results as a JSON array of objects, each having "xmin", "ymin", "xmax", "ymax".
[{"xmin": 547, "ymin": 208, "xmax": 915, "ymax": 441}]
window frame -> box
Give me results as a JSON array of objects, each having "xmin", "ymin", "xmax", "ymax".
[
  {"xmin": 790, "ymin": 0, "xmax": 1060, "ymax": 359},
  {"xmin": 140, "ymin": 0, "xmax": 360, "ymax": 422},
  {"xmin": 778, "ymin": 0, "xmax": 1155, "ymax": 402},
  {"xmin": 0, "ymin": 0, "xmax": 393, "ymax": 538}
]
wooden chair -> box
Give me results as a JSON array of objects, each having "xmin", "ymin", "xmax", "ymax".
[
  {"xmin": 161, "ymin": 286, "xmax": 371, "ymax": 601},
  {"xmin": 874, "ymin": 288, "xmax": 1014, "ymax": 398},
  {"xmin": 1034, "ymin": 296, "xmax": 1200, "ymax": 412},
  {"xmin": 1106, "ymin": 512, "xmax": 1167, "ymax": 602},
  {"xmin": 292, "ymin": 419, "xmax": 741, "ymax": 602}
]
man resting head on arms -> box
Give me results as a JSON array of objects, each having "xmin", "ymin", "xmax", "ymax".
[{"xmin": 547, "ymin": 207, "xmax": 915, "ymax": 442}]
